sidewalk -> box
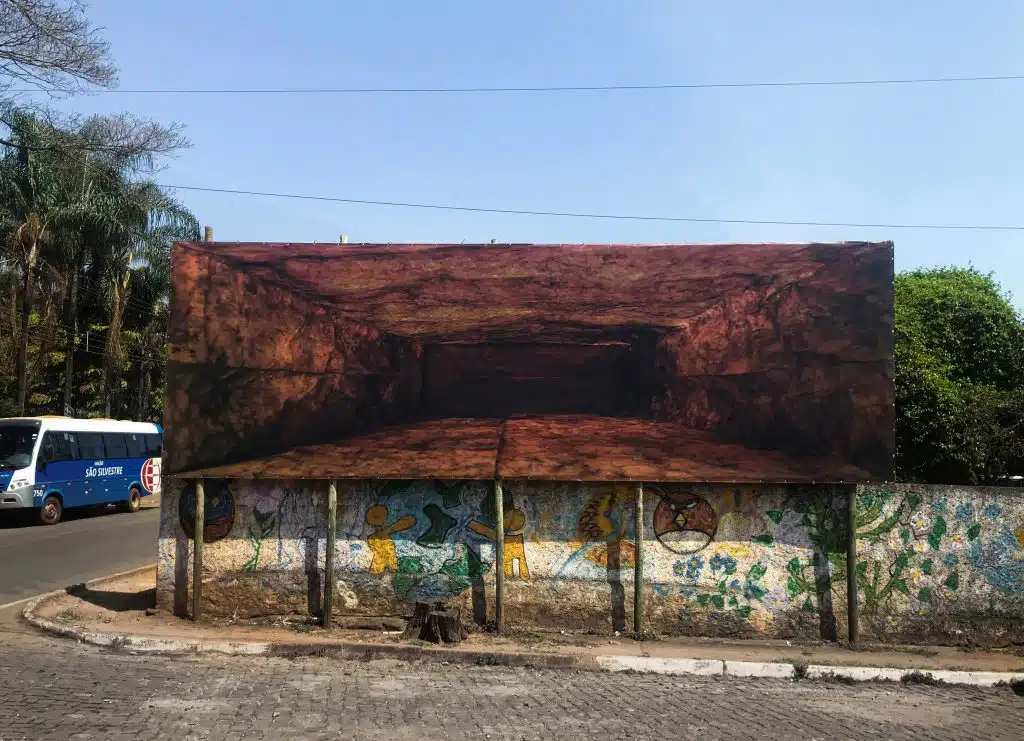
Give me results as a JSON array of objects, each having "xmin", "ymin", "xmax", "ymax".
[{"xmin": 23, "ymin": 566, "xmax": 1024, "ymax": 687}]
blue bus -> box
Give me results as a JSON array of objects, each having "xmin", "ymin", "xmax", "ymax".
[{"xmin": 0, "ymin": 417, "xmax": 162, "ymax": 525}]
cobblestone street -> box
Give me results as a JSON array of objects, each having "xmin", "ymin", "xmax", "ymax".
[{"xmin": 0, "ymin": 621, "xmax": 1020, "ymax": 740}]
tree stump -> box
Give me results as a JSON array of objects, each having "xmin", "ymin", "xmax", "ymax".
[{"xmin": 404, "ymin": 601, "xmax": 468, "ymax": 644}]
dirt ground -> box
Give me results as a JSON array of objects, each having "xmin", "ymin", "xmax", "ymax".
[{"xmin": 33, "ymin": 567, "xmax": 1024, "ymax": 673}]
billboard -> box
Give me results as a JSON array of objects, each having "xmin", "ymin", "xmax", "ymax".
[{"xmin": 164, "ymin": 242, "xmax": 894, "ymax": 482}]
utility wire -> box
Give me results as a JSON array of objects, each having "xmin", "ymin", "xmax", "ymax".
[
  {"xmin": 162, "ymin": 183, "xmax": 1024, "ymax": 232},
  {"xmin": 12, "ymin": 74, "xmax": 1024, "ymax": 95}
]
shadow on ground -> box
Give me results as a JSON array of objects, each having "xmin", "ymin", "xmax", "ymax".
[{"xmin": 65, "ymin": 583, "xmax": 156, "ymax": 612}]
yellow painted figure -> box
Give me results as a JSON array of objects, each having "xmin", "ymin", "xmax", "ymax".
[
  {"xmin": 366, "ymin": 504, "xmax": 416, "ymax": 574},
  {"xmin": 469, "ymin": 508, "xmax": 530, "ymax": 579}
]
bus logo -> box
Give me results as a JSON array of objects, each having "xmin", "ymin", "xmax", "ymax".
[{"xmin": 141, "ymin": 458, "xmax": 162, "ymax": 495}]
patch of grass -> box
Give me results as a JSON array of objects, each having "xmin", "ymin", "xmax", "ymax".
[
  {"xmin": 901, "ymin": 671, "xmax": 945, "ymax": 686},
  {"xmin": 287, "ymin": 621, "xmax": 315, "ymax": 634},
  {"xmin": 53, "ymin": 607, "xmax": 81, "ymax": 623},
  {"xmin": 504, "ymin": 628, "xmax": 542, "ymax": 644},
  {"xmin": 815, "ymin": 671, "xmax": 856, "ymax": 685},
  {"xmin": 473, "ymin": 654, "xmax": 502, "ymax": 667},
  {"xmin": 791, "ymin": 661, "xmax": 809, "ymax": 681}
]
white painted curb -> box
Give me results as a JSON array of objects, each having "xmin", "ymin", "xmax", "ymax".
[
  {"xmin": 596, "ymin": 654, "xmax": 1024, "ymax": 687},
  {"xmin": 20, "ymin": 579, "xmax": 1024, "ymax": 688}
]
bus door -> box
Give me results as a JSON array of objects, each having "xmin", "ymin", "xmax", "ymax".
[
  {"xmin": 36, "ymin": 431, "xmax": 87, "ymax": 506},
  {"xmin": 76, "ymin": 431, "xmax": 106, "ymax": 502},
  {"xmin": 100, "ymin": 432, "xmax": 131, "ymax": 502}
]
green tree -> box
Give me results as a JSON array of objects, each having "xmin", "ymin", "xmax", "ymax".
[{"xmin": 895, "ymin": 267, "xmax": 1024, "ymax": 484}]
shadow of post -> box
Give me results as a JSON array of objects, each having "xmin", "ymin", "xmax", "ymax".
[{"xmin": 608, "ymin": 539, "xmax": 626, "ymax": 632}]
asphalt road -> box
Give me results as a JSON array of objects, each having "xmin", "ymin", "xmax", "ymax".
[{"xmin": 0, "ymin": 503, "xmax": 159, "ymax": 605}]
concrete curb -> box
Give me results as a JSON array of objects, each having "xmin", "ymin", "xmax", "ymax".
[{"xmin": 22, "ymin": 577, "xmax": 1024, "ymax": 688}]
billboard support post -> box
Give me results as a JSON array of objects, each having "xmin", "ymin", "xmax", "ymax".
[
  {"xmin": 323, "ymin": 479, "xmax": 337, "ymax": 628},
  {"xmin": 633, "ymin": 483, "xmax": 644, "ymax": 633},
  {"xmin": 191, "ymin": 479, "xmax": 204, "ymax": 622},
  {"xmin": 494, "ymin": 478, "xmax": 505, "ymax": 634},
  {"xmin": 848, "ymin": 486, "xmax": 859, "ymax": 644}
]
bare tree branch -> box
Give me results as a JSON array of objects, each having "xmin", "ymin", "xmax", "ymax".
[{"xmin": 0, "ymin": 1, "xmax": 117, "ymax": 94}]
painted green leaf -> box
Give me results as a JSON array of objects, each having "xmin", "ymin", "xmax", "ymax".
[
  {"xmin": 728, "ymin": 596, "xmax": 738, "ymax": 607},
  {"xmin": 787, "ymin": 576, "xmax": 800, "ymax": 598},
  {"xmin": 921, "ymin": 559, "xmax": 933, "ymax": 575},
  {"xmin": 737, "ymin": 605, "xmax": 753, "ymax": 618},
  {"xmin": 967, "ymin": 523, "xmax": 981, "ymax": 541},
  {"xmin": 802, "ymin": 597, "xmax": 814, "ymax": 613},
  {"xmin": 917, "ymin": 587, "xmax": 932, "ymax": 602},
  {"xmin": 906, "ymin": 493, "xmax": 922, "ymax": 509},
  {"xmin": 747, "ymin": 563, "xmax": 767, "ymax": 582},
  {"xmin": 900, "ymin": 529, "xmax": 911, "ymax": 545},
  {"xmin": 717, "ymin": 580, "xmax": 728, "ymax": 594},
  {"xmin": 944, "ymin": 570, "xmax": 960, "ymax": 590},
  {"xmin": 787, "ymin": 557, "xmax": 802, "ymax": 577},
  {"xmin": 766, "ymin": 510, "xmax": 784, "ymax": 524},
  {"xmin": 894, "ymin": 551, "xmax": 910, "ymax": 570},
  {"xmin": 893, "ymin": 578, "xmax": 910, "ymax": 595},
  {"xmin": 696, "ymin": 594, "xmax": 710, "ymax": 607},
  {"xmin": 710, "ymin": 594, "xmax": 725, "ymax": 609},
  {"xmin": 928, "ymin": 517, "xmax": 947, "ymax": 550},
  {"xmin": 752, "ymin": 533, "xmax": 774, "ymax": 546}
]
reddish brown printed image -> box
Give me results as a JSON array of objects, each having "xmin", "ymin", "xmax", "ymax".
[{"xmin": 163, "ymin": 241, "xmax": 894, "ymax": 483}]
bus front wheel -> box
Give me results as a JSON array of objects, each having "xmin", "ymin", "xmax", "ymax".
[
  {"xmin": 119, "ymin": 486, "xmax": 142, "ymax": 514},
  {"xmin": 38, "ymin": 495, "xmax": 62, "ymax": 526}
]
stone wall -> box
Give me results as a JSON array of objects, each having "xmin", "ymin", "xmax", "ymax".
[{"xmin": 157, "ymin": 480, "xmax": 1023, "ymax": 644}]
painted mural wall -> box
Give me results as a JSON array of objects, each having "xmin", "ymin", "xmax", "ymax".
[{"xmin": 157, "ymin": 480, "xmax": 1023, "ymax": 644}]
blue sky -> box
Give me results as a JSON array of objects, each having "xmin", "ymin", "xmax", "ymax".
[{"xmin": 38, "ymin": 1, "xmax": 1024, "ymax": 307}]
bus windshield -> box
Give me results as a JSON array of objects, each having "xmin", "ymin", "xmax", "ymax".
[{"xmin": 0, "ymin": 423, "xmax": 40, "ymax": 470}]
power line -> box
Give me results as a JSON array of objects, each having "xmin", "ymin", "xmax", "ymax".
[
  {"xmin": 13, "ymin": 74, "xmax": 1024, "ymax": 95},
  {"xmin": 162, "ymin": 183, "xmax": 1024, "ymax": 233}
]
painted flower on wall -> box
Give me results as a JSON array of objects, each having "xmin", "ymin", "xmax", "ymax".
[
  {"xmin": 709, "ymin": 554, "xmax": 738, "ymax": 574},
  {"xmin": 910, "ymin": 513, "xmax": 931, "ymax": 535},
  {"xmin": 955, "ymin": 504, "xmax": 975, "ymax": 522},
  {"xmin": 968, "ymin": 529, "xmax": 1024, "ymax": 595}
]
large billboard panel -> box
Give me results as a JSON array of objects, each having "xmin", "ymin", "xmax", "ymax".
[{"xmin": 164, "ymin": 242, "xmax": 894, "ymax": 482}]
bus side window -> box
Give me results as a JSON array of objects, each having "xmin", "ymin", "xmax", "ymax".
[
  {"xmin": 145, "ymin": 433, "xmax": 163, "ymax": 458},
  {"xmin": 77, "ymin": 432, "xmax": 104, "ymax": 460},
  {"xmin": 103, "ymin": 433, "xmax": 129, "ymax": 459},
  {"xmin": 126, "ymin": 433, "xmax": 147, "ymax": 459},
  {"xmin": 62, "ymin": 432, "xmax": 80, "ymax": 460},
  {"xmin": 38, "ymin": 433, "xmax": 57, "ymax": 469}
]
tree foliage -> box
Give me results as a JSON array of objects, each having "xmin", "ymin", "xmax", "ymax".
[
  {"xmin": 0, "ymin": 104, "xmax": 197, "ymax": 421},
  {"xmin": 895, "ymin": 267, "xmax": 1024, "ymax": 484}
]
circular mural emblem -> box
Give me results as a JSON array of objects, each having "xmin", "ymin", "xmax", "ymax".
[
  {"xmin": 140, "ymin": 458, "xmax": 161, "ymax": 495},
  {"xmin": 652, "ymin": 490, "xmax": 717, "ymax": 554},
  {"xmin": 179, "ymin": 480, "xmax": 235, "ymax": 543}
]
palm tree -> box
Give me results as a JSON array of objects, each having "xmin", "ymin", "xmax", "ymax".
[
  {"xmin": 0, "ymin": 109, "xmax": 80, "ymax": 413},
  {"xmin": 87, "ymin": 177, "xmax": 198, "ymax": 417}
]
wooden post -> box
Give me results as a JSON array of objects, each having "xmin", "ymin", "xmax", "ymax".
[
  {"xmin": 494, "ymin": 479, "xmax": 505, "ymax": 634},
  {"xmin": 633, "ymin": 482, "xmax": 644, "ymax": 633},
  {"xmin": 203, "ymin": 225, "xmax": 213, "ymax": 242},
  {"xmin": 323, "ymin": 479, "xmax": 337, "ymax": 628},
  {"xmin": 191, "ymin": 479, "xmax": 205, "ymax": 622},
  {"xmin": 847, "ymin": 486, "xmax": 859, "ymax": 644}
]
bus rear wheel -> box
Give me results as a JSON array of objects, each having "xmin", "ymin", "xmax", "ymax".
[
  {"xmin": 119, "ymin": 486, "xmax": 142, "ymax": 514},
  {"xmin": 38, "ymin": 495, "xmax": 62, "ymax": 526}
]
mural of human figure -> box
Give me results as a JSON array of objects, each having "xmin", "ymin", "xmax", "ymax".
[
  {"xmin": 469, "ymin": 508, "xmax": 530, "ymax": 579},
  {"xmin": 366, "ymin": 503, "xmax": 416, "ymax": 574}
]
